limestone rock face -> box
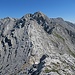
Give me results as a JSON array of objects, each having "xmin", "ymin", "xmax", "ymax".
[{"xmin": 0, "ymin": 12, "xmax": 75, "ymax": 75}]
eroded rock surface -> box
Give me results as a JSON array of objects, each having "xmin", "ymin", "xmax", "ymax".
[{"xmin": 0, "ymin": 12, "xmax": 75, "ymax": 75}]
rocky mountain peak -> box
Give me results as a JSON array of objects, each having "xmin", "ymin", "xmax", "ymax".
[
  {"xmin": 0, "ymin": 12, "xmax": 75, "ymax": 75},
  {"xmin": 33, "ymin": 11, "xmax": 45, "ymax": 17}
]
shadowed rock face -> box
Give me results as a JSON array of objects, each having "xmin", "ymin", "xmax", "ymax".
[{"xmin": 0, "ymin": 12, "xmax": 75, "ymax": 75}]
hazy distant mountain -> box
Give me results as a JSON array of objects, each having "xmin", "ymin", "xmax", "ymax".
[{"xmin": 0, "ymin": 12, "xmax": 75, "ymax": 75}]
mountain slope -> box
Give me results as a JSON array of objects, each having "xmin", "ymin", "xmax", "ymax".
[{"xmin": 0, "ymin": 12, "xmax": 75, "ymax": 75}]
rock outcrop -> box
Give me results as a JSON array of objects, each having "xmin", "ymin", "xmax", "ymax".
[{"xmin": 0, "ymin": 11, "xmax": 75, "ymax": 75}]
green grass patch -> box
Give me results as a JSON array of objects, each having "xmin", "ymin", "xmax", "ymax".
[
  {"xmin": 44, "ymin": 68, "xmax": 61, "ymax": 75},
  {"xmin": 45, "ymin": 68, "xmax": 51, "ymax": 73},
  {"xmin": 67, "ymin": 46, "xmax": 75, "ymax": 58},
  {"xmin": 54, "ymin": 32, "xmax": 65, "ymax": 42}
]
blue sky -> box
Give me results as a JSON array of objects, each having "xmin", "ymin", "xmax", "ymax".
[{"xmin": 0, "ymin": 0, "xmax": 75, "ymax": 23}]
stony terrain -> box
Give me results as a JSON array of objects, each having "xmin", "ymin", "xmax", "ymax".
[{"xmin": 0, "ymin": 12, "xmax": 75, "ymax": 75}]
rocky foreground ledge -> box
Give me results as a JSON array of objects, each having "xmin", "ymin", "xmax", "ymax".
[{"xmin": 0, "ymin": 12, "xmax": 75, "ymax": 75}]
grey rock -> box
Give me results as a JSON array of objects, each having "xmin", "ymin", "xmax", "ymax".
[{"xmin": 0, "ymin": 11, "xmax": 75, "ymax": 75}]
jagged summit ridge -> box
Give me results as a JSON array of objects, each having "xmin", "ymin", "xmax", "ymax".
[{"xmin": 0, "ymin": 12, "xmax": 75, "ymax": 75}]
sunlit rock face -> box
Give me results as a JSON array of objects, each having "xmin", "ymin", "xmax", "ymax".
[{"xmin": 0, "ymin": 12, "xmax": 75, "ymax": 75}]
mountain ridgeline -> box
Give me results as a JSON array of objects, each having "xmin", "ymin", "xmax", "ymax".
[{"xmin": 0, "ymin": 12, "xmax": 75, "ymax": 75}]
